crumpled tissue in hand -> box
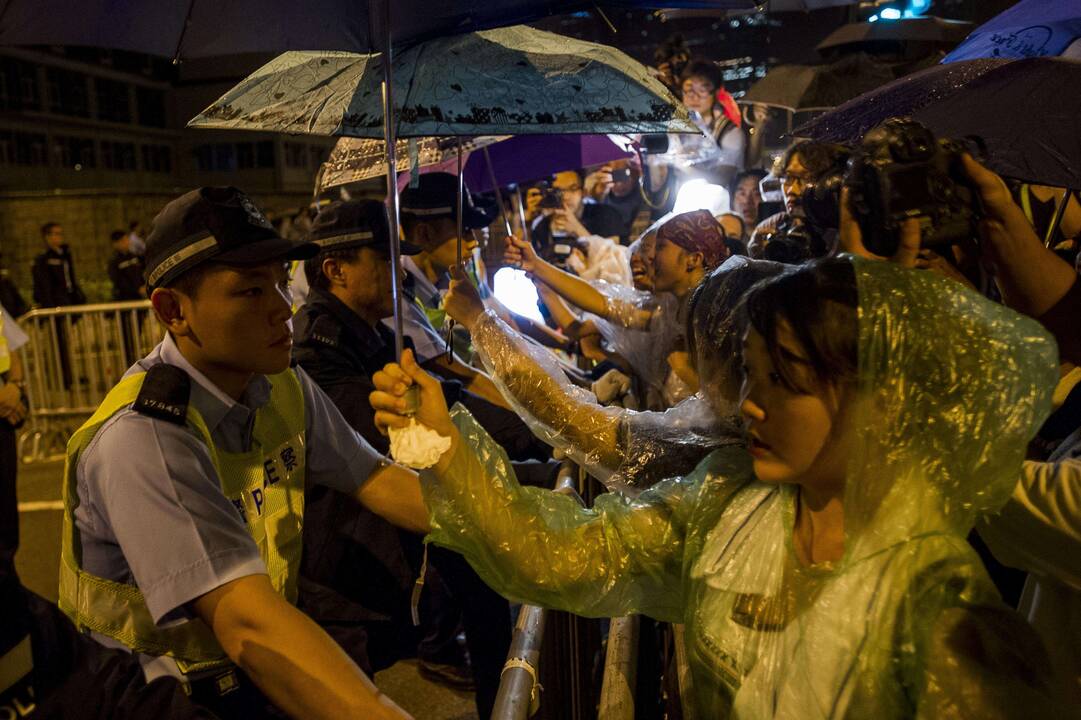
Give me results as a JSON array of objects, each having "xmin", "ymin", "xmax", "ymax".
[{"xmin": 389, "ymin": 418, "xmax": 452, "ymax": 469}]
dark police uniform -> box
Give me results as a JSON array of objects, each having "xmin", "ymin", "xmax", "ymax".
[{"xmin": 292, "ymin": 199, "xmax": 556, "ymax": 719}]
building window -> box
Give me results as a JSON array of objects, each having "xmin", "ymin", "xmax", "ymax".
[
  {"xmin": 256, "ymin": 141, "xmax": 274, "ymax": 168},
  {"xmin": 95, "ymin": 78, "xmax": 131, "ymax": 123},
  {"xmin": 141, "ymin": 144, "xmax": 172, "ymax": 173},
  {"xmin": 284, "ymin": 142, "xmax": 307, "ymax": 168},
  {"xmin": 53, "ymin": 135, "xmax": 96, "ymax": 169},
  {"xmin": 194, "ymin": 141, "xmax": 275, "ymax": 171},
  {"xmin": 136, "ymin": 86, "xmax": 167, "ymax": 128},
  {"xmin": 0, "ymin": 130, "xmax": 47, "ymax": 166},
  {"xmin": 101, "ymin": 140, "xmax": 137, "ymax": 170},
  {"xmin": 45, "ymin": 68, "xmax": 90, "ymax": 117},
  {"xmin": 236, "ymin": 141, "xmax": 256, "ymax": 169},
  {"xmin": 0, "ymin": 58, "xmax": 40, "ymax": 112}
]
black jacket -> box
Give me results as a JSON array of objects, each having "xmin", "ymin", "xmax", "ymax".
[
  {"xmin": 291, "ymin": 289, "xmax": 555, "ymax": 673},
  {"xmin": 31, "ymin": 246, "xmax": 85, "ymax": 308},
  {"xmin": 107, "ymin": 251, "xmax": 145, "ymax": 301}
]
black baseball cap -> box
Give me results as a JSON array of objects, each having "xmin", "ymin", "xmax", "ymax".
[
  {"xmin": 308, "ymin": 199, "xmax": 421, "ymax": 254},
  {"xmin": 400, "ymin": 172, "xmax": 497, "ymax": 231},
  {"xmin": 144, "ymin": 187, "xmax": 318, "ymax": 289}
]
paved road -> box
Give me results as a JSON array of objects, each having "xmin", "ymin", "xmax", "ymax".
[{"xmin": 14, "ymin": 459, "xmax": 478, "ymax": 720}]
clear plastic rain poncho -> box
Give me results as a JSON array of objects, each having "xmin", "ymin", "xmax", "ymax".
[
  {"xmin": 588, "ymin": 283, "xmax": 682, "ymax": 405},
  {"xmin": 421, "ymin": 256, "xmax": 1068, "ymax": 717},
  {"xmin": 471, "ymin": 256, "xmax": 784, "ymax": 495}
]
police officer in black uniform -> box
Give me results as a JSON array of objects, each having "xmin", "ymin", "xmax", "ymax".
[{"xmin": 292, "ymin": 200, "xmax": 557, "ymax": 719}]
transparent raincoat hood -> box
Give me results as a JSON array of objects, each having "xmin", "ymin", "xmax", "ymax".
[{"xmin": 422, "ymin": 256, "xmax": 1062, "ymax": 718}]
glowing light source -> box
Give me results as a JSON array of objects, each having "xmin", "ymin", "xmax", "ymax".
[
  {"xmin": 880, "ymin": 7, "xmax": 902, "ymax": 20},
  {"xmin": 673, "ymin": 179, "xmax": 730, "ymax": 216},
  {"xmin": 493, "ymin": 267, "xmax": 544, "ymax": 322}
]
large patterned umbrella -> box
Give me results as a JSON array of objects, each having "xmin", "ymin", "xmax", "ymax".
[{"xmin": 188, "ymin": 26, "xmax": 697, "ymax": 138}]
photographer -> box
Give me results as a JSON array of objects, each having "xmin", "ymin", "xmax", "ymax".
[
  {"xmin": 584, "ymin": 159, "xmax": 643, "ymax": 244},
  {"xmin": 749, "ymin": 141, "xmax": 849, "ymax": 263},
  {"xmin": 530, "ymin": 170, "xmax": 625, "ymax": 267}
]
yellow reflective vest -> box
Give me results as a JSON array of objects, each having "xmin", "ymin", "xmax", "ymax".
[
  {"xmin": 0, "ymin": 307, "xmax": 10, "ymax": 375},
  {"xmin": 58, "ymin": 367, "xmax": 307, "ymax": 675}
]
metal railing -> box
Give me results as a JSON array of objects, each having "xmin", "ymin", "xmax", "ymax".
[
  {"xmin": 14, "ymin": 301, "xmax": 162, "ymax": 461},
  {"xmin": 492, "ymin": 462, "xmax": 649, "ymax": 720},
  {"xmin": 492, "ymin": 461, "xmax": 583, "ymax": 720}
]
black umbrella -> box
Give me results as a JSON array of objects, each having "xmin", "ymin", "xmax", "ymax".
[
  {"xmin": 816, "ymin": 17, "xmax": 972, "ymax": 54},
  {"xmin": 740, "ymin": 53, "xmax": 896, "ymax": 112},
  {"xmin": 794, "ymin": 57, "xmax": 1081, "ymax": 189},
  {"xmin": 0, "ymin": 0, "xmax": 762, "ymax": 58}
]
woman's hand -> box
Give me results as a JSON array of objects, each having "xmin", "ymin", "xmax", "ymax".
[
  {"xmin": 504, "ymin": 234, "xmax": 540, "ymax": 274},
  {"xmin": 443, "ymin": 265, "xmax": 486, "ymax": 332},
  {"xmin": 370, "ymin": 349, "xmax": 456, "ymax": 440}
]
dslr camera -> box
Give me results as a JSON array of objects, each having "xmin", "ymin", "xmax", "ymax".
[
  {"xmin": 800, "ymin": 118, "xmax": 982, "ymax": 257},
  {"xmin": 537, "ymin": 182, "xmax": 564, "ymax": 210}
]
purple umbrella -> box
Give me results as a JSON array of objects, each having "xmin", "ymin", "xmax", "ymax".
[{"xmin": 463, "ymin": 135, "xmax": 632, "ymax": 192}]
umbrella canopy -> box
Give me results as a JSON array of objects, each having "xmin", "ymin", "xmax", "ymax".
[
  {"xmin": 943, "ymin": 0, "xmax": 1081, "ymax": 62},
  {"xmin": 0, "ymin": 0, "xmax": 762, "ymax": 58},
  {"xmin": 739, "ymin": 54, "xmax": 896, "ymax": 112},
  {"xmin": 817, "ymin": 17, "xmax": 972, "ymax": 53},
  {"xmin": 319, "ymin": 134, "xmax": 632, "ymax": 192},
  {"xmin": 188, "ymin": 25, "xmax": 698, "ymax": 138},
  {"xmin": 794, "ymin": 57, "xmax": 1081, "ymax": 189},
  {"xmin": 320, "ymin": 136, "xmax": 507, "ymax": 188}
]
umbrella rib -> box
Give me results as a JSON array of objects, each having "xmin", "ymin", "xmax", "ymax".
[{"xmin": 172, "ymin": 0, "xmax": 197, "ymax": 64}]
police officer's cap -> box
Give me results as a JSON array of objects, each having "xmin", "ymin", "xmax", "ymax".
[
  {"xmin": 308, "ymin": 200, "xmax": 421, "ymax": 254},
  {"xmin": 400, "ymin": 173, "xmax": 497, "ymax": 230},
  {"xmin": 145, "ymin": 186, "xmax": 318, "ymax": 289}
]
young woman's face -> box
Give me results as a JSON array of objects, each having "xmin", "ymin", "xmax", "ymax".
[
  {"xmin": 739, "ymin": 325, "xmax": 848, "ymax": 491},
  {"xmin": 652, "ymin": 232, "xmax": 689, "ymax": 294},
  {"xmin": 681, "ymin": 76, "xmax": 716, "ymax": 116}
]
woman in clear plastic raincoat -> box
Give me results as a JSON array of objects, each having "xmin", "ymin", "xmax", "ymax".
[
  {"xmin": 445, "ymin": 255, "xmax": 785, "ymax": 495},
  {"xmin": 372, "ymin": 255, "xmax": 1066, "ymax": 717}
]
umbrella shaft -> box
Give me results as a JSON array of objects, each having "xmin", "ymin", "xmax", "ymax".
[{"xmin": 380, "ymin": 6, "xmax": 406, "ymax": 362}]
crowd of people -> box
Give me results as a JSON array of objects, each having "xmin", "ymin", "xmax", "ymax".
[{"xmin": 0, "ymin": 37, "xmax": 1078, "ymax": 720}]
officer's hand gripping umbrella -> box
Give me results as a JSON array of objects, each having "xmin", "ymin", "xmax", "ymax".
[{"xmin": 188, "ymin": 24, "xmax": 699, "ymax": 367}]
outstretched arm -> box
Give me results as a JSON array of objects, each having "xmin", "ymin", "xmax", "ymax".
[
  {"xmin": 194, "ymin": 575, "xmax": 411, "ymax": 720},
  {"xmin": 369, "ymin": 349, "xmax": 741, "ymax": 621}
]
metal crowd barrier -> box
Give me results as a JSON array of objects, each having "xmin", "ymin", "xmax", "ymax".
[
  {"xmin": 492, "ymin": 461, "xmax": 648, "ymax": 720},
  {"xmin": 15, "ymin": 301, "xmax": 162, "ymax": 461}
]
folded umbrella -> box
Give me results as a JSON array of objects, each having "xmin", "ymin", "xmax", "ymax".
[
  {"xmin": 794, "ymin": 57, "xmax": 1081, "ymax": 189},
  {"xmin": 943, "ymin": 0, "xmax": 1081, "ymax": 62}
]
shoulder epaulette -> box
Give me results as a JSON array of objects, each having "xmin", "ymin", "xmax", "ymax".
[
  {"xmin": 132, "ymin": 364, "xmax": 191, "ymax": 425},
  {"xmin": 307, "ymin": 314, "xmax": 342, "ymax": 349}
]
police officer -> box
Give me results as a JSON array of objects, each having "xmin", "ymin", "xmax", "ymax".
[
  {"xmin": 1, "ymin": 305, "xmax": 213, "ymax": 718},
  {"xmin": 107, "ymin": 229, "xmax": 147, "ymax": 301},
  {"xmin": 396, "ymin": 173, "xmax": 510, "ymax": 405},
  {"xmin": 60, "ymin": 187, "xmax": 424, "ymax": 720},
  {"xmin": 292, "ymin": 200, "xmax": 556, "ymax": 718}
]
